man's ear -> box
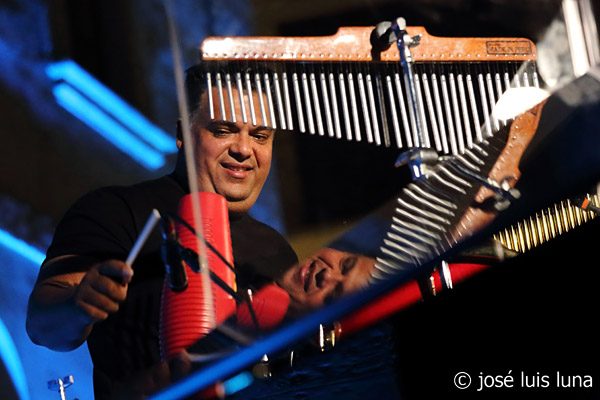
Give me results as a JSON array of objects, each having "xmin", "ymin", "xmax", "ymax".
[{"xmin": 176, "ymin": 120, "xmax": 183, "ymax": 149}]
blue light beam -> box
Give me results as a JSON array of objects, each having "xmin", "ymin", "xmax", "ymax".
[
  {"xmin": 52, "ymin": 83, "xmax": 166, "ymax": 170},
  {"xmin": 46, "ymin": 60, "xmax": 177, "ymax": 154},
  {"xmin": 0, "ymin": 319, "xmax": 30, "ymax": 400},
  {"xmin": 223, "ymin": 372, "xmax": 253, "ymax": 395},
  {"xmin": 0, "ymin": 229, "xmax": 45, "ymax": 265}
]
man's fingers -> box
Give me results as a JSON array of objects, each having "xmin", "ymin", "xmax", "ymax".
[
  {"xmin": 73, "ymin": 259, "xmax": 132, "ymax": 322},
  {"xmin": 76, "ymin": 285, "xmax": 121, "ymax": 314},
  {"xmin": 91, "ymin": 275, "xmax": 129, "ymax": 302},
  {"xmin": 75, "ymin": 298, "xmax": 110, "ymax": 322},
  {"xmin": 98, "ymin": 260, "xmax": 134, "ymax": 284}
]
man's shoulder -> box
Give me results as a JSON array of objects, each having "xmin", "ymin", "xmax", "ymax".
[
  {"xmin": 55, "ymin": 174, "xmax": 184, "ymax": 242},
  {"xmin": 73, "ymin": 175, "xmax": 182, "ymax": 211},
  {"xmin": 43, "ymin": 175, "xmax": 183, "ymax": 271},
  {"xmin": 235, "ymin": 214, "xmax": 286, "ymax": 238},
  {"xmin": 231, "ymin": 214, "xmax": 298, "ymax": 260},
  {"xmin": 230, "ymin": 214, "xmax": 298, "ymax": 284},
  {"xmin": 95, "ymin": 175, "xmax": 181, "ymax": 198}
]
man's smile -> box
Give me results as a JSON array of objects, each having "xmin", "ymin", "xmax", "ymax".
[{"xmin": 220, "ymin": 162, "xmax": 254, "ymax": 178}]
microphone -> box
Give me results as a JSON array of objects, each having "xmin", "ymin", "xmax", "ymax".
[
  {"xmin": 160, "ymin": 216, "xmax": 188, "ymax": 292},
  {"xmin": 370, "ymin": 21, "xmax": 396, "ymax": 52}
]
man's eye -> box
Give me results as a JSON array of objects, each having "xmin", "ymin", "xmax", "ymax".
[
  {"xmin": 341, "ymin": 257, "xmax": 357, "ymax": 274},
  {"xmin": 212, "ymin": 127, "xmax": 231, "ymax": 135},
  {"xmin": 252, "ymin": 128, "xmax": 274, "ymax": 141}
]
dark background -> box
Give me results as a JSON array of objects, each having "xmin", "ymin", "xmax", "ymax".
[{"xmin": 1, "ymin": 0, "xmax": 599, "ymax": 399}]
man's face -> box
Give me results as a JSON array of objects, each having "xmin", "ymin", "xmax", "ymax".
[
  {"xmin": 277, "ymin": 248, "xmax": 375, "ymax": 315},
  {"xmin": 188, "ymin": 87, "xmax": 274, "ymax": 213}
]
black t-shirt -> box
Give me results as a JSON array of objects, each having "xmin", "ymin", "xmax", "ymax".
[{"xmin": 38, "ymin": 175, "xmax": 298, "ymax": 398}]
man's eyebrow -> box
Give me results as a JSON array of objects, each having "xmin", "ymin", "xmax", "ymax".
[
  {"xmin": 252, "ymin": 125, "xmax": 275, "ymax": 133},
  {"xmin": 207, "ymin": 120, "xmax": 239, "ymax": 131}
]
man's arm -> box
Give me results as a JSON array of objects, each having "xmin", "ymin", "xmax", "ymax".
[{"xmin": 26, "ymin": 256, "xmax": 133, "ymax": 351}]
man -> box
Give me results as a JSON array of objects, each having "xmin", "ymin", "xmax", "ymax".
[
  {"xmin": 277, "ymin": 248, "xmax": 375, "ymax": 315},
  {"xmin": 26, "ymin": 67, "xmax": 298, "ymax": 398}
]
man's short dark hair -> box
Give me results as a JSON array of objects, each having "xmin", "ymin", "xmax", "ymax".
[{"xmin": 184, "ymin": 64, "xmax": 207, "ymax": 116}]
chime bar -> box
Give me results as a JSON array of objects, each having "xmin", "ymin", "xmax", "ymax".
[
  {"xmin": 494, "ymin": 196, "xmax": 600, "ymax": 253},
  {"xmin": 193, "ymin": 27, "xmax": 538, "ymax": 155},
  {"xmin": 200, "ymin": 26, "xmax": 536, "ymax": 62}
]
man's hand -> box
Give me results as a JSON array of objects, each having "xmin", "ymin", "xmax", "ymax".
[{"xmin": 74, "ymin": 260, "xmax": 134, "ymax": 322}]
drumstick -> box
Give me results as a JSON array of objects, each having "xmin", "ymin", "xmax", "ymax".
[{"xmin": 126, "ymin": 209, "xmax": 162, "ymax": 266}]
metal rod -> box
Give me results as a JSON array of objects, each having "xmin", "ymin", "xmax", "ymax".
[
  {"xmin": 302, "ymin": 72, "xmax": 315, "ymax": 134},
  {"xmin": 395, "ymin": 72, "xmax": 413, "ymax": 147},
  {"xmin": 273, "ymin": 73, "xmax": 287, "ymax": 130},
  {"xmin": 321, "ymin": 72, "xmax": 335, "ymax": 137},
  {"xmin": 386, "ymin": 74, "xmax": 402, "ymax": 148},
  {"xmin": 292, "ymin": 72, "xmax": 305, "ymax": 133},
  {"xmin": 310, "ymin": 72, "xmax": 324, "ymax": 135},
  {"xmin": 225, "ymin": 73, "xmax": 236, "ymax": 123},
  {"xmin": 366, "ymin": 73, "xmax": 382, "ymax": 145}
]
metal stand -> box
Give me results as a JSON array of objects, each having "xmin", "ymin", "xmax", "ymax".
[{"xmin": 47, "ymin": 375, "xmax": 74, "ymax": 400}]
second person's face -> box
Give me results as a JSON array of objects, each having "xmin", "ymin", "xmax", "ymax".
[{"xmin": 277, "ymin": 248, "xmax": 375, "ymax": 315}]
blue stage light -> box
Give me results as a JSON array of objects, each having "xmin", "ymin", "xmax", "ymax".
[
  {"xmin": 0, "ymin": 319, "xmax": 30, "ymax": 400},
  {"xmin": 52, "ymin": 83, "xmax": 166, "ymax": 170},
  {"xmin": 46, "ymin": 60, "xmax": 177, "ymax": 154},
  {"xmin": 223, "ymin": 372, "xmax": 253, "ymax": 395},
  {"xmin": 0, "ymin": 229, "xmax": 45, "ymax": 265}
]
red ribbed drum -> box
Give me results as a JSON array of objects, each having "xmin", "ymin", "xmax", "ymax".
[{"xmin": 160, "ymin": 192, "xmax": 236, "ymax": 360}]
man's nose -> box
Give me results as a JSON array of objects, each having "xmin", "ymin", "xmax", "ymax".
[
  {"xmin": 321, "ymin": 269, "xmax": 345, "ymax": 301},
  {"xmin": 229, "ymin": 132, "xmax": 252, "ymax": 159},
  {"xmin": 323, "ymin": 269, "xmax": 344, "ymax": 286}
]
